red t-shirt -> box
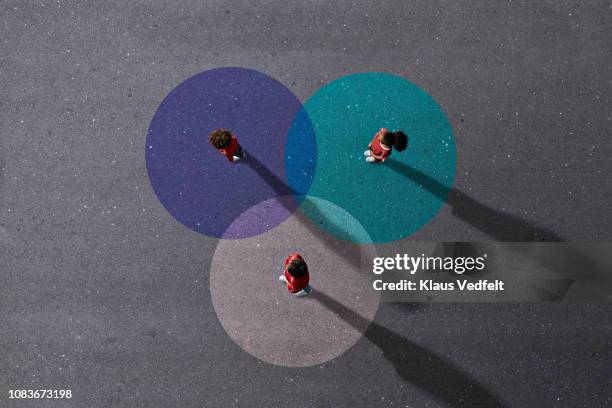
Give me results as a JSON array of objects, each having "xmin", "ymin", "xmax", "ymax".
[
  {"xmin": 283, "ymin": 253, "xmax": 309, "ymax": 293},
  {"xmin": 369, "ymin": 128, "xmax": 391, "ymax": 162},
  {"xmin": 218, "ymin": 136, "xmax": 239, "ymax": 162}
]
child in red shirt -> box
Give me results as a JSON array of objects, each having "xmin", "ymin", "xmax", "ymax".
[
  {"xmin": 279, "ymin": 253, "xmax": 312, "ymax": 297},
  {"xmin": 364, "ymin": 128, "xmax": 408, "ymax": 163},
  {"xmin": 209, "ymin": 128, "xmax": 245, "ymax": 162}
]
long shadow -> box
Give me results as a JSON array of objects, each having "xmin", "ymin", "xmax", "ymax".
[
  {"xmin": 385, "ymin": 159, "xmax": 610, "ymax": 293},
  {"xmin": 386, "ymin": 159, "xmax": 562, "ymax": 241},
  {"xmin": 311, "ymin": 290, "xmax": 507, "ymax": 408},
  {"xmin": 242, "ymin": 152, "xmax": 367, "ymax": 271}
]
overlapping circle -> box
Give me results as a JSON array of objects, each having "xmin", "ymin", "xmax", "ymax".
[{"xmin": 145, "ymin": 67, "xmax": 456, "ymax": 367}]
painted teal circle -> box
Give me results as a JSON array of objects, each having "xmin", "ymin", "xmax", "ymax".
[{"xmin": 286, "ymin": 72, "xmax": 456, "ymax": 243}]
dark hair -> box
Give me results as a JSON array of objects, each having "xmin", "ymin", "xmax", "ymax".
[
  {"xmin": 287, "ymin": 259, "xmax": 308, "ymax": 277},
  {"xmin": 209, "ymin": 129, "xmax": 233, "ymax": 149},
  {"xmin": 381, "ymin": 130, "xmax": 408, "ymax": 152}
]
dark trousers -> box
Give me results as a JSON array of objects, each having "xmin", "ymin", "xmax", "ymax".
[{"xmin": 234, "ymin": 144, "xmax": 245, "ymax": 158}]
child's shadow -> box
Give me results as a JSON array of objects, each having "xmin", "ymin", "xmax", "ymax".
[
  {"xmin": 242, "ymin": 152, "xmax": 367, "ymax": 271},
  {"xmin": 310, "ymin": 289, "xmax": 507, "ymax": 408},
  {"xmin": 385, "ymin": 159, "xmax": 561, "ymax": 241},
  {"xmin": 385, "ymin": 159, "xmax": 609, "ymax": 299}
]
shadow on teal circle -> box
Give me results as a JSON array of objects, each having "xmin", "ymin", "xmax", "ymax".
[{"xmin": 286, "ymin": 72, "xmax": 456, "ymax": 243}]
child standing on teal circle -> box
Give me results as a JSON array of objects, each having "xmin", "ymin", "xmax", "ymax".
[{"xmin": 364, "ymin": 128, "xmax": 408, "ymax": 163}]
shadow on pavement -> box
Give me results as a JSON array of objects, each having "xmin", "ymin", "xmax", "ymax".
[
  {"xmin": 386, "ymin": 159, "xmax": 609, "ymax": 299},
  {"xmin": 385, "ymin": 159, "xmax": 561, "ymax": 241},
  {"xmin": 311, "ymin": 289, "xmax": 507, "ymax": 408}
]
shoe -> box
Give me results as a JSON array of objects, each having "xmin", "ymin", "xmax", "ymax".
[
  {"xmin": 365, "ymin": 156, "xmax": 376, "ymax": 163},
  {"xmin": 296, "ymin": 285, "xmax": 312, "ymax": 297},
  {"xmin": 279, "ymin": 275, "xmax": 287, "ymax": 283},
  {"xmin": 363, "ymin": 150, "xmax": 371, "ymax": 157},
  {"xmin": 232, "ymin": 155, "xmax": 242, "ymax": 162}
]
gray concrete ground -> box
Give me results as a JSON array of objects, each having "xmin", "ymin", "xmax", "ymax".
[{"xmin": 1, "ymin": 1, "xmax": 611, "ymax": 407}]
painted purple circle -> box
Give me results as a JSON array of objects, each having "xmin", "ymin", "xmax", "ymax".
[{"xmin": 146, "ymin": 67, "xmax": 314, "ymax": 238}]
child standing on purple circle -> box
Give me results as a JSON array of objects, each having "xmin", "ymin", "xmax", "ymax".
[{"xmin": 209, "ymin": 128, "xmax": 245, "ymax": 162}]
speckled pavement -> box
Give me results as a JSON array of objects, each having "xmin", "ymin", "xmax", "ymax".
[{"xmin": 1, "ymin": 1, "xmax": 611, "ymax": 407}]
